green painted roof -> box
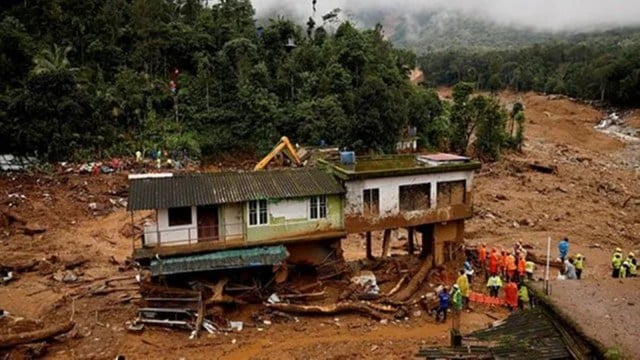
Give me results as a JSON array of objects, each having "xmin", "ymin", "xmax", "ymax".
[
  {"xmin": 150, "ymin": 245, "xmax": 289, "ymax": 276},
  {"xmin": 318, "ymin": 154, "xmax": 481, "ymax": 180}
]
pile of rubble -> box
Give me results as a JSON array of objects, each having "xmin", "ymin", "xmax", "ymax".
[
  {"xmin": 123, "ymin": 256, "xmax": 449, "ymax": 339},
  {"xmin": 594, "ymin": 112, "xmax": 639, "ymax": 142}
]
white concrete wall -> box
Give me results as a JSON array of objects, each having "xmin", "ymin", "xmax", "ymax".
[
  {"xmin": 144, "ymin": 207, "xmax": 198, "ymax": 246},
  {"xmin": 344, "ymin": 171, "xmax": 474, "ymax": 216},
  {"xmin": 269, "ymin": 198, "xmax": 309, "ymax": 220}
]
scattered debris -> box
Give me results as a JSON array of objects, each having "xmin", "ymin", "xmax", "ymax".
[{"xmin": 350, "ymin": 271, "xmax": 380, "ymax": 296}]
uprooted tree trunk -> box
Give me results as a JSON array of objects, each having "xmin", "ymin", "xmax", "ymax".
[
  {"xmin": 0, "ymin": 321, "xmax": 75, "ymax": 349},
  {"xmin": 266, "ymin": 302, "xmax": 386, "ymax": 320},
  {"xmin": 392, "ymin": 255, "xmax": 433, "ymax": 302}
]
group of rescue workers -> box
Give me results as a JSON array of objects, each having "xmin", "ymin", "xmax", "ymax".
[
  {"xmin": 557, "ymin": 237, "xmax": 637, "ymax": 279},
  {"xmin": 434, "ymin": 237, "xmax": 638, "ymax": 324},
  {"xmin": 611, "ymin": 247, "xmax": 637, "ymax": 278},
  {"xmin": 434, "ymin": 242, "xmax": 533, "ymax": 323}
]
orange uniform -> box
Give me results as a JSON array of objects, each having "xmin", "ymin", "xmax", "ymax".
[
  {"xmin": 506, "ymin": 254, "xmax": 517, "ymax": 280},
  {"xmin": 504, "ymin": 282, "xmax": 519, "ymax": 308},
  {"xmin": 489, "ymin": 249, "xmax": 499, "ymax": 274},
  {"xmin": 478, "ymin": 245, "xmax": 487, "ymax": 262},
  {"xmin": 517, "ymin": 257, "xmax": 526, "ymax": 275}
]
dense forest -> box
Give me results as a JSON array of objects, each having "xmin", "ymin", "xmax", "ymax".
[
  {"xmin": 0, "ymin": 0, "xmax": 417, "ymax": 161},
  {"xmin": 419, "ymin": 28, "xmax": 640, "ymax": 106},
  {"xmin": 0, "ymin": 0, "xmax": 519, "ymax": 162}
]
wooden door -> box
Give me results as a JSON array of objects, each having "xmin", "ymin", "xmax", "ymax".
[{"xmin": 197, "ymin": 205, "xmax": 219, "ymax": 242}]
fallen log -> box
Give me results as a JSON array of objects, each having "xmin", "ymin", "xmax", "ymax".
[
  {"xmin": 278, "ymin": 291, "xmax": 326, "ymax": 300},
  {"xmin": 63, "ymin": 256, "xmax": 89, "ymax": 270},
  {"xmin": 528, "ymin": 162, "xmax": 557, "ymax": 174},
  {"xmin": 385, "ymin": 274, "xmax": 408, "ymax": 297},
  {"xmin": 392, "ymin": 255, "xmax": 433, "ymax": 302},
  {"xmin": 266, "ymin": 302, "xmax": 386, "ymax": 320},
  {"xmin": 91, "ymin": 286, "xmax": 139, "ymax": 296},
  {"xmin": 0, "ymin": 321, "xmax": 75, "ymax": 349}
]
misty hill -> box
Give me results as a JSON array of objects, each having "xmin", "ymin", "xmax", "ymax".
[{"xmin": 352, "ymin": 9, "xmax": 640, "ymax": 54}]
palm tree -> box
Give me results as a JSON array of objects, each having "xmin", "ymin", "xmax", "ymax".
[{"xmin": 32, "ymin": 44, "xmax": 77, "ymax": 74}]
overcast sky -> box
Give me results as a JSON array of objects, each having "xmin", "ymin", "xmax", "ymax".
[{"xmin": 250, "ymin": 0, "xmax": 640, "ymax": 32}]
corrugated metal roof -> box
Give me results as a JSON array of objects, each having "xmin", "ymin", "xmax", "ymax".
[
  {"xmin": 128, "ymin": 168, "xmax": 344, "ymax": 211},
  {"xmin": 150, "ymin": 245, "xmax": 289, "ymax": 275}
]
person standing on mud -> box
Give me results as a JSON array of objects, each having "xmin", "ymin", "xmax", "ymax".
[
  {"xmin": 456, "ymin": 270, "xmax": 470, "ymax": 310},
  {"xmin": 489, "ymin": 248, "xmax": 499, "ymax": 275},
  {"xmin": 626, "ymin": 252, "xmax": 637, "ymax": 277},
  {"xmin": 486, "ymin": 273, "xmax": 502, "ymax": 297},
  {"xmin": 517, "ymin": 282, "xmax": 530, "ymax": 310},
  {"xmin": 525, "ymin": 259, "xmax": 535, "ymax": 280},
  {"xmin": 564, "ymin": 258, "xmax": 577, "ymax": 280},
  {"xmin": 435, "ymin": 287, "xmax": 450, "ymax": 323},
  {"xmin": 478, "ymin": 243, "xmax": 487, "ymax": 275},
  {"xmin": 558, "ymin": 237, "xmax": 569, "ymax": 263},
  {"xmin": 612, "ymin": 248, "xmax": 623, "ymax": 278},
  {"xmin": 504, "ymin": 281, "xmax": 518, "ymax": 312},
  {"xmin": 450, "ymin": 284, "xmax": 463, "ymax": 330},
  {"xmin": 574, "ymin": 254, "xmax": 585, "ymax": 279}
]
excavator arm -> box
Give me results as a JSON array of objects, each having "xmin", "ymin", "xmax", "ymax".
[{"xmin": 254, "ymin": 136, "xmax": 302, "ymax": 170}]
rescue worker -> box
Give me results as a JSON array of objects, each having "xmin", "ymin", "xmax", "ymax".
[
  {"xmin": 517, "ymin": 282, "xmax": 530, "ymax": 310},
  {"xmin": 489, "ymin": 248, "xmax": 499, "ymax": 275},
  {"xmin": 517, "ymin": 255, "xmax": 526, "ymax": 282},
  {"xmin": 504, "ymin": 280, "xmax": 518, "ymax": 312},
  {"xmin": 620, "ymin": 260, "xmax": 629, "ymax": 278},
  {"xmin": 626, "ymin": 252, "xmax": 637, "ymax": 277},
  {"xmin": 574, "ymin": 254, "xmax": 585, "ymax": 280},
  {"xmin": 525, "ymin": 259, "xmax": 535, "ymax": 280},
  {"xmin": 464, "ymin": 258, "xmax": 474, "ymax": 284},
  {"xmin": 558, "ymin": 237, "xmax": 569, "ymax": 263},
  {"xmin": 500, "ymin": 249, "xmax": 508, "ymax": 278},
  {"xmin": 456, "ymin": 269, "xmax": 470, "ymax": 310},
  {"xmin": 564, "ymin": 258, "xmax": 577, "ymax": 280},
  {"xmin": 486, "ymin": 273, "xmax": 503, "ymax": 298},
  {"xmin": 435, "ymin": 287, "xmax": 450, "ymax": 323},
  {"xmin": 612, "ymin": 248, "xmax": 623, "ymax": 278},
  {"xmin": 478, "ymin": 243, "xmax": 487, "ymax": 274},
  {"xmin": 506, "ymin": 252, "xmax": 517, "ymax": 282},
  {"xmin": 450, "ymin": 284, "xmax": 463, "ymax": 330}
]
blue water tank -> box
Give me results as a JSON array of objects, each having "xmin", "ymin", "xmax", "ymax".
[{"xmin": 340, "ymin": 151, "xmax": 355, "ymax": 165}]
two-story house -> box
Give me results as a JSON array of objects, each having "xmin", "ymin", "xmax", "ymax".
[{"xmin": 319, "ymin": 153, "xmax": 480, "ymax": 266}]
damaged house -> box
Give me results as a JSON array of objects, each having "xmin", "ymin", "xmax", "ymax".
[
  {"xmin": 319, "ymin": 153, "xmax": 480, "ymax": 266},
  {"xmin": 127, "ymin": 169, "xmax": 346, "ymax": 277}
]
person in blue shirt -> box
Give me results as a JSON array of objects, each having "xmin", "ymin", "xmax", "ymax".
[
  {"xmin": 558, "ymin": 237, "xmax": 569, "ymax": 262},
  {"xmin": 436, "ymin": 287, "xmax": 450, "ymax": 323}
]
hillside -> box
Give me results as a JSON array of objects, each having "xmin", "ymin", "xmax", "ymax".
[{"xmin": 1, "ymin": 91, "xmax": 639, "ymax": 358}]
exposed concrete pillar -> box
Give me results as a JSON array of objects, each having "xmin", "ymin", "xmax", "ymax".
[
  {"xmin": 407, "ymin": 227, "xmax": 414, "ymax": 255},
  {"xmin": 366, "ymin": 231, "xmax": 374, "ymax": 260},
  {"xmin": 381, "ymin": 229, "xmax": 391, "ymax": 258}
]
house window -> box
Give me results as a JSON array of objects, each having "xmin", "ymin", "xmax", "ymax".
[
  {"xmin": 399, "ymin": 183, "xmax": 431, "ymax": 211},
  {"xmin": 363, "ymin": 188, "xmax": 380, "ymax": 216},
  {"xmin": 437, "ymin": 181, "xmax": 466, "ymax": 208},
  {"xmin": 168, "ymin": 207, "xmax": 192, "ymax": 226},
  {"xmin": 249, "ymin": 200, "xmax": 268, "ymax": 225},
  {"xmin": 310, "ymin": 195, "xmax": 327, "ymax": 219}
]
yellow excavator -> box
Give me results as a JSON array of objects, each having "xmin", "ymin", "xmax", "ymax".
[{"xmin": 254, "ymin": 136, "xmax": 303, "ymax": 170}]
